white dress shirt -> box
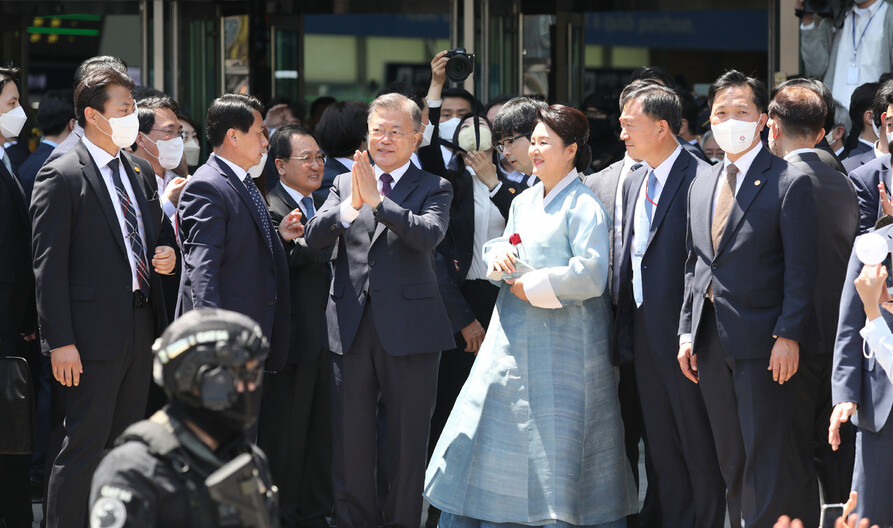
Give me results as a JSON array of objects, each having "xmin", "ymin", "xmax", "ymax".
[
  {"xmin": 281, "ymin": 182, "xmax": 314, "ymax": 218},
  {"xmin": 82, "ymin": 136, "xmax": 149, "ymax": 292},
  {"xmin": 157, "ymin": 169, "xmax": 179, "ymax": 218},
  {"xmin": 217, "ymin": 154, "xmax": 250, "ymax": 182},
  {"xmin": 612, "ymin": 154, "xmax": 649, "ymax": 303},
  {"xmin": 830, "ymin": 1, "xmax": 888, "ymax": 111},
  {"xmin": 713, "ymin": 142, "xmax": 763, "ymax": 214},
  {"xmin": 861, "ymin": 316, "xmax": 893, "ymax": 385},
  {"xmin": 630, "ymin": 146, "xmax": 682, "ymax": 265},
  {"xmin": 339, "ymin": 160, "xmax": 412, "ymax": 225},
  {"xmin": 467, "ymin": 169, "xmax": 507, "ymax": 281}
]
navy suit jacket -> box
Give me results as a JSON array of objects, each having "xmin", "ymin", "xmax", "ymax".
[
  {"xmin": 850, "ymin": 153, "xmax": 891, "ymax": 234},
  {"xmin": 679, "ymin": 146, "xmax": 817, "ymax": 358},
  {"xmin": 30, "ymin": 142, "xmax": 169, "ymax": 359},
  {"xmin": 176, "ymin": 154, "xmax": 290, "ymax": 371},
  {"xmin": 785, "ymin": 151, "xmax": 859, "ymax": 356},
  {"xmin": 304, "ymin": 162, "xmax": 455, "ymax": 356},
  {"xmin": 316, "ymin": 157, "xmax": 348, "ymax": 208},
  {"xmin": 615, "ymin": 149, "xmax": 708, "ymax": 365},
  {"xmin": 832, "ymin": 244, "xmax": 893, "ymax": 432},
  {"xmin": 843, "ymin": 147, "xmax": 876, "ymax": 174},
  {"xmin": 17, "ymin": 141, "xmax": 54, "ymax": 201}
]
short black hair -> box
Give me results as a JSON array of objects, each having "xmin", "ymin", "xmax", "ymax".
[
  {"xmin": 768, "ymin": 84, "xmax": 827, "ymax": 140},
  {"xmin": 133, "ymin": 85, "xmax": 165, "ymax": 102},
  {"xmin": 205, "ymin": 94, "xmax": 264, "ymax": 148},
  {"xmin": 776, "ymin": 78, "xmax": 835, "ymax": 134},
  {"xmin": 442, "ymin": 87, "xmax": 481, "ymax": 113},
  {"xmin": 849, "ymin": 82, "xmax": 879, "ymax": 133},
  {"xmin": 270, "ymin": 125, "xmax": 316, "ymax": 160},
  {"xmin": 619, "ymin": 83, "xmax": 682, "ymax": 135},
  {"xmin": 0, "ymin": 66, "xmax": 20, "ymax": 97},
  {"xmin": 492, "ymin": 96, "xmax": 548, "ymax": 141},
  {"xmin": 315, "ymin": 100, "xmax": 367, "ymax": 158},
  {"xmin": 73, "ymin": 56, "xmax": 126, "ymax": 91},
  {"xmin": 74, "ymin": 65, "xmax": 136, "ymax": 127},
  {"xmin": 678, "ymin": 90, "xmax": 701, "ymax": 136},
  {"xmin": 874, "ymin": 80, "xmax": 893, "ymax": 128},
  {"xmin": 309, "ymin": 96, "xmax": 336, "ymax": 123},
  {"xmin": 37, "ymin": 90, "xmax": 74, "ymax": 137},
  {"xmin": 136, "ymin": 95, "xmax": 180, "ymax": 134},
  {"xmin": 708, "ymin": 70, "xmax": 768, "ymax": 114},
  {"xmin": 630, "ymin": 66, "xmax": 676, "ymax": 90}
]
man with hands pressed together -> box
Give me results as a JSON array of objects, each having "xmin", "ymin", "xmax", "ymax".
[
  {"xmin": 677, "ymin": 70, "xmax": 818, "ymax": 527},
  {"xmin": 304, "ymin": 93, "xmax": 454, "ymax": 528},
  {"xmin": 30, "ymin": 65, "xmax": 176, "ymax": 528}
]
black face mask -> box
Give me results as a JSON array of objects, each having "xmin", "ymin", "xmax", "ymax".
[{"xmin": 170, "ymin": 386, "xmax": 259, "ymax": 444}]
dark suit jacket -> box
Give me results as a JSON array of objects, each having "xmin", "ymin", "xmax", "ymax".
[
  {"xmin": 30, "ymin": 141, "xmax": 168, "ymax": 359},
  {"xmin": 615, "ymin": 149, "xmax": 707, "ymax": 365},
  {"xmin": 316, "ymin": 157, "xmax": 348, "ymax": 208},
  {"xmin": 304, "ymin": 162, "xmax": 455, "ymax": 356},
  {"xmin": 815, "ymin": 137, "xmax": 847, "ymax": 173},
  {"xmin": 17, "ymin": 141, "xmax": 54, "ymax": 201},
  {"xmin": 785, "ymin": 151, "xmax": 859, "ymax": 355},
  {"xmin": 176, "ymin": 154, "xmax": 290, "ymax": 371},
  {"xmin": 44, "ymin": 125, "xmax": 83, "ymax": 168},
  {"xmin": 848, "ymin": 139, "xmax": 874, "ymax": 158},
  {"xmin": 6, "ymin": 141, "xmax": 29, "ymax": 171},
  {"xmin": 0, "ymin": 159, "xmax": 35, "ymax": 347},
  {"xmin": 679, "ymin": 146, "xmax": 817, "ymax": 359},
  {"xmin": 832, "ymin": 244, "xmax": 893, "ymax": 432},
  {"xmin": 435, "ymin": 171, "xmax": 524, "ymax": 333},
  {"xmin": 678, "ymin": 136, "xmax": 707, "ymax": 162},
  {"xmin": 849, "ymin": 153, "xmax": 891, "ymax": 234},
  {"xmin": 268, "ymin": 183, "xmax": 334, "ymax": 364},
  {"xmin": 843, "ymin": 147, "xmax": 876, "ymax": 174},
  {"xmin": 583, "ymin": 159, "xmax": 627, "ymax": 308}
]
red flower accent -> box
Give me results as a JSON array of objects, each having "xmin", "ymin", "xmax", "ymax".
[{"xmin": 509, "ymin": 233, "xmax": 522, "ymax": 246}]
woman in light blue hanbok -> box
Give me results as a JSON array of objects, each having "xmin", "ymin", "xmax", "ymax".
[{"xmin": 425, "ymin": 105, "xmax": 638, "ymax": 528}]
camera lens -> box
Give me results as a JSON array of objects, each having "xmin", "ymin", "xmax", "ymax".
[{"xmin": 446, "ymin": 54, "xmax": 474, "ymax": 83}]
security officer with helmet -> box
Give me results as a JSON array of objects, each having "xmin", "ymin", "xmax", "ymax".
[{"xmin": 88, "ymin": 308, "xmax": 279, "ymax": 527}]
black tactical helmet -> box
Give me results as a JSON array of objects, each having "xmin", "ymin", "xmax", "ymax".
[{"xmin": 153, "ymin": 309, "xmax": 269, "ymax": 430}]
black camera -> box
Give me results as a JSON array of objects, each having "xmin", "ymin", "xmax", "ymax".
[
  {"xmin": 800, "ymin": 0, "xmax": 853, "ymax": 27},
  {"xmin": 445, "ymin": 48, "xmax": 475, "ymax": 83}
]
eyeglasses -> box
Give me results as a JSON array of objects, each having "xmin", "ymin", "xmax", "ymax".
[
  {"xmin": 368, "ymin": 128, "xmax": 417, "ymax": 140},
  {"xmin": 285, "ymin": 154, "xmax": 327, "ymax": 165},
  {"xmin": 495, "ymin": 132, "xmax": 531, "ymax": 152},
  {"xmin": 150, "ymin": 128, "xmax": 186, "ymax": 140}
]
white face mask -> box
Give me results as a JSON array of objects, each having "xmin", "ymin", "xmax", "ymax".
[
  {"xmin": 887, "ymin": 129, "xmax": 893, "ymax": 145},
  {"xmin": 711, "ymin": 118, "xmax": 760, "ymax": 155},
  {"xmin": 142, "ymin": 134, "xmax": 184, "ymax": 170},
  {"xmin": 248, "ymin": 152, "xmax": 267, "ymax": 179},
  {"xmin": 96, "ymin": 108, "xmax": 140, "ymax": 149},
  {"xmin": 184, "ymin": 139, "xmax": 201, "ymax": 166},
  {"xmin": 872, "ymin": 121, "xmax": 881, "ymax": 139},
  {"xmin": 0, "ymin": 105, "xmax": 27, "ymax": 139},
  {"xmin": 458, "ymin": 125, "xmax": 493, "ymax": 152},
  {"xmin": 419, "ymin": 122, "xmax": 434, "ymax": 148},
  {"xmin": 439, "ymin": 117, "xmax": 461, "ymax": 144},
  {"xmin": 709, "ymin": 157, "xmax": 722, "ymax": 164}
]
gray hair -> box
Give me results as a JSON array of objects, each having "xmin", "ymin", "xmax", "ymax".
[
  {"xmin": 832, "ymin": 99, "xmax": 852, "ymax": 138},
  {"xmin": 367, "ymin": 93, "xmax": 422, "ymax": 131}
]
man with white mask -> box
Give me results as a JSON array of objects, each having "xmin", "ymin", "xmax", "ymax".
[
  {"xmin": 677, "ymin": 70, "xmax": 819, "ymax": 527},
  {"xmin": 133, "ymin": 96, "xmax": 187, "ymax": 219},
  {"xmin": 30, "ymin": 64, "xmax": 177, "ymax": 528}
]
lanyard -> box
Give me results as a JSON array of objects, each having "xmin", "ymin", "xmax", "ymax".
[{"xmin": 852, "ymin": 4, "xmax": 882, "ymax": 63}]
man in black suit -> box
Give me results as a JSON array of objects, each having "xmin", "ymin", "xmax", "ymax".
[
  {"xmin": 0, "ymin": 66, "xmax": 36, "ymax": 528},
  {"xmin": 30, "ymin": 65, "xmax": 176, "ymax": 528},
  {"xmin": 614, "ymin": 83, "xmax": 725, "ymax": 527},
  {"xmin": 845, "ymin": 82, "xmax": 880, "ymax": 161},
  {"xmin": 304, "ymin": 93, "xmax": 454, "ymax": 528},
  {"xmin": 850, "ymin": 83, "xmax": 893, "ymax": 234},
  {"xmin": 314, "ymin": 100, "xmax": 367, "ymax": 207},
  {"xmin": 18, "ymin": 90, "xmax": 74, "ymax": 201},
  {"xmin": 258, "ymin": 125, "xmax": 335, "ymax": 527},
  {"xmin": 677, "ymin": 70, "xmax": 819, "ymax": 527},
  {"xmin": 844, "ymin": 81, "xmax": 891, "ymax": 174},
  {"xmin": 767, "ymin": 81, "xmax": 860, "ymax": 505},
  {"xmin": 177, "ymin": 94, "xmax": 299, "ymax": 375}
]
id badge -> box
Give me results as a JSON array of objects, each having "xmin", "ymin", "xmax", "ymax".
[{"xmin": 847, "ymin": 65, "xmax": 860, "ymax": 85}]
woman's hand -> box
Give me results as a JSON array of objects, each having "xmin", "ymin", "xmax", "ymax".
[
  {"xmin": 464, "ymin": 151, "xmax": 499, "ymax": 190},
  {"xmin": 855, "ymin": 264, "xmax": 888, "ymax": 321},
  {"xmin": 510, "ymin": 276, "xmax": 529, "ymax": 301},
  {"xmin": 490, "ymin": 249, "xmax": 517, "ymax": 275}
]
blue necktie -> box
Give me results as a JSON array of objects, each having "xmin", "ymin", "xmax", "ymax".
[
  {"xmin": 243, "ymin": 175, "xmax": 273, "ymax": 251},
  {"xmin": 107, "ymin": 158, "xmax": 150, "ymax": 296},
  {"xmin": 301, "ymin": 195, "xmax": 315, "ymax": 220},
  {"xmin": 632, "ymin": 170, "xmax": 658, "ymax": 306}
]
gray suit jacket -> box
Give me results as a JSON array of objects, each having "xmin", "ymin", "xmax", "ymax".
[
  {"xmin": 304, "ymin": 163, "xmax": 455, "ymax": 356},
  {"xmin": 583, "ymin": 159, "xmax": 631, "ymax": 305}
]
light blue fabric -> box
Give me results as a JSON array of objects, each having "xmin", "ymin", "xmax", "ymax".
[
  {"xmin": 632, "ymin": 170, "xmax": 658, "ymax": 306},
  {"xmin": 437, "ymin": 511, "xmax": 627, "ymax": 528},
  {"xmin": 424, "ymin": 177, "xmax": 638, "ymax": 527}
]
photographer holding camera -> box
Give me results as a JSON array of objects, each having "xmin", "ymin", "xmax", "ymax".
[
  {"xmin": 799, "ymin": 0, "xmax": 893, "ymax": 110},
  {"xmin": 88, "ymin": 309, "xmax": 279, "ymax": 528}
]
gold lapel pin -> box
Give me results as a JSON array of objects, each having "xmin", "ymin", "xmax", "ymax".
[
  {"xmin": 754, "ymin": 180, "xmax": 760, "ymax": 186},
  {"xmin": 508, "ymin": 188, "xmax": 516, "ymax": 194},
  {"xmin": 134, "ymin": 165, "xmax": 140, "ymax": 173}
]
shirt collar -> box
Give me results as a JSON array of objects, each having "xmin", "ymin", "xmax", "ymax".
[
  {"xmin": 281, "ymin": 181, "xmax": 311, "ymax": 204},
  {"xmin": 41, "ymin": 139, "xmax": 59, "ymax": 148},
  {"xmin": 217, "ymin": 154, "xmax": 249, "ymax": 181},
  {"xmin": 82, "ymin": 135, "xmax": 119, "ymax": 170},
  {"xmin": 621, "ymin": 152, "xmax": 649, "ymax": 174},
  {"xmin": 374, "ymin": 160, "xmax": 411, "ymax": 185},
  {"xmin": 723, "ymin": 141, "xmax": 762, "ymax": 177},
  {"xmin": 784, "ymin": 147, "xmax": 817, "ymax": 160},
  {"xmin": 335, "ymin": 156, "xmax": 355, "ymax": 171},
  {"xmin": 650, "ymin": 145, "xmax": 683, "ymax": 187},
  {"xmin": 543, "ymin": 168, "xmax": 579, "ymax": 208},
  {"xmin": 853, "ymin": 0, "xmax": 884, "ymax": 17}
]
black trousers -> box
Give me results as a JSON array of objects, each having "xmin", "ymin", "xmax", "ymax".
[
  {"xmin": 696, "ymin": 301, "xmax": 818, "ymax": 528},
  {"xmin": 258, "ymin": 356, "xmax": 333, "ymax": 527},
  {"xmin": 330, "ymin": 301, "xmax": 440, "ymax": 528},
  {"xmin": 0, "ymin": 336, "xmax": 37, "ymax": 528},
  {"xmin": 46, "ymin": 303, "xmax": 154, "ymax": 528}
]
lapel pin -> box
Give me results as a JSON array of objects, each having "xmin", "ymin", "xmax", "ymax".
[
  {"xmin": 754, "ymin": 180, "xmax": 760, "ymax": 186},
  {"xmin": 134, "ymin": 165, "xmax": 140, "ymax": 173},
  {"xmin": 508, "ymin": 188, "xmax": 516, "ymax": 194}
]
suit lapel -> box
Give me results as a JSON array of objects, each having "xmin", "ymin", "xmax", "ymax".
[
  {"xmin": 620, "ymin": 167, "xmax": 646, "ymax": 256},
  {"xmin": 213, "ymin": 155, "xmax": 273, "ymax": 256},
  {"xmin": 715, "ymin": 148, "xmax": 771, "ymax": 256},
  {"xmin": 78, "ymin": 143, "xmax": 129, "ymax": 260},
  {"xmin": 0, "ymin": 162, "xmax": 27, "ymax": 225},
  {"xmin": 644, "ymin": 152, "xmax": 688, "ymax": 253},
  {"xmin": 273, "ymin": 182, "xmax": 301, "ymax": 211},
  {"xmin": 696, "ymin": 162, "xmax": 723, "ymax": 259},
  {"xmin": 371, "ymin": 165, "xmax": 422, "ymax": 245}
]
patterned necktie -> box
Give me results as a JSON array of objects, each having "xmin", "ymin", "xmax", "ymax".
[
  {"xmin": 380, "ymin": 173, "xmax": 394, "ymax": 198},
  {"xmin": 301, "ymin": 195, "xmax": 315, "ymax": 220},
  {"xmin": 243, "ymin": 175, "xmax": 273, "ymax": 251},
  {"xmin": 632, "ymin": 171, "xmax": 659, "ymax": 306},
  {"xmin": 708, "ymin": 164, "xmax": 739, "ymax": 302},
  {"xmin": 107, "ymin": 158, "xmax": 150, "ymax": 296}
]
